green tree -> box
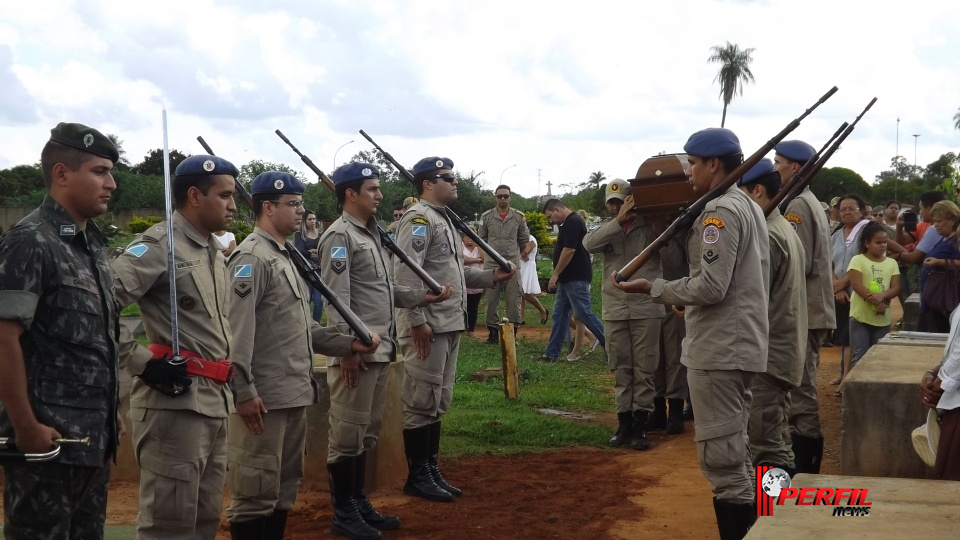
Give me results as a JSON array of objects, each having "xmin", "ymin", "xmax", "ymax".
[
  {"xmin": 107, "ymin": 134, "xmax": 133, "ymax": 171},
  {"xmin": 110, "ymin": 170, "xmax": 165, "ymax": 210},
  {"xmin": 810, "ymin": 166, "xmax": 871, "ymax": 203},
  {"xmin": 708, "ymin": 41, "xmax": 756, "ymax": 127},
  {"xmin": 132, "ymin": 148, "xmax": 189, "ymax": 176},
  {"xmin": 588, "ymin": 171, "xmax": 606, "ymax": 188},
  {"xmin": 0, "ymin": 164, "xmax": 44, "ymax": 204},
  {"xmin": 954, "ymin": 107, "xmax": 960, "ymax": 130}
]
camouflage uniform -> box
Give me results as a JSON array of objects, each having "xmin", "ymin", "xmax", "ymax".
[
  {"xmin": 0, "ymin": 196, "xmax": 119, "ymax": 539},
  {"xmin": 111, "ymin": 212, "xmax": 233, "ymax": 540}
]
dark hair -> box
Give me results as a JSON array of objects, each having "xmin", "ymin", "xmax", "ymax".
[
  {"xmin": 303, "ymin": 208, "xmax": 316, "ymax": 220},
  {"xmin": 919, "ymin": 191, "xmax": 947, "ymax": 208},
  {"xmin": 839, "ymin": 193, "xmax": 867, "ymax": 216},
  {"xmin": 859, "ymin": 221, "xmax": 888, "ymax": 253},
  {"xmin": 335, "ymin": 179, "xmax": 365, "ymax": 205},
  {"xmin": 541, "ymin": 198, "xmax": 565, "ymax": 213},
  {"xmin": 495, "ymin": 184, "xmax": 511, "ymax": 193},
  {"xmin": 252, "ymin": 193, "xmax": 271, "ymax": 218},
  {"xmin": 413, "ymin": 178, "xmax": 429, "ymax": 196},
  {"xmin": 40, "ymin": 140, "xmax": 95, "ymax": 188},
  {"xmin": 740, "ymin": 171, "xmax": 781, "ymax": 198},
  {"xmin": 173, "ymin": 175, "xmax": 219, "ymax": 209},
  {"xmin": 886, "ymin": 200, "xmax": 900, "ymax": 210},
  {"xmin": 718, "ymin": 153, "xmax": 744, "ymax": 175}
]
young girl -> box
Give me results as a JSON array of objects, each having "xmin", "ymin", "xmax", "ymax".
[{"xmin": 846, "ymin": 221, "xmax": 901, "ymax": 374}]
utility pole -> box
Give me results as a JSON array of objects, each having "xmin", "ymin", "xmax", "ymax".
[{"xmin": 912, "ymin": 134, "xmax": 920, "ymax": 169}]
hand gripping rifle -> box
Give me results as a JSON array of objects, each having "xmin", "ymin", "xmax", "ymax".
[
  {"xmin": 196, "ymin": 136, "xmax": 374, "ymax": 346},
  {"xmin": 274, "ymin": 129, "xmax": 443, "ymax": 295},
  {"xmin": 614, "ymin": 85, "xmax": 838, "ymax": 282},
  {"xmin": 358, "ymin": 129, "xmax": 512, "ymax": 272},
  {"xmin": 763, "ymin": 120, "xmax": 849, "ymax": 216},
  {"xmin": 775, "ymin": 97, "xmax": 878, "ymax": 214}
]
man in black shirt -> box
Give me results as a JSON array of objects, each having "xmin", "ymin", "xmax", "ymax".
[{"xmin": 540, "ymin": 199, "xmax": 605, "ymax": 361}]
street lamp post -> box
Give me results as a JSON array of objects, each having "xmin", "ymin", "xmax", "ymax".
[
  {"xmin": 912, "ymin": 134, "xmax": 920, "ymax": 169},
  {"xmin": 333, "ymin": 140, "xmax": 355, "ymax": 170},
  {"xmin": 500, "ymin": 164, "xmax": 517, "ymax": 183}
]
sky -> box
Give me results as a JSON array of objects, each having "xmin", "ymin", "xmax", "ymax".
[{"xmin": 1, "ymin": 0, "xmax": 958, "ymax": 201}]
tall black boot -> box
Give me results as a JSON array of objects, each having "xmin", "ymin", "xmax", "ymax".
[
  {"xmin": 666, "ymin": 398, "xmax": 685, "ymax": 434},
  {"xmin": 791, "ymin": 434, "xmax": 824, "ymax": 474},
  {"xmin": 229, "ymin": 516, "xmax": 267, "ymax": 540},
  {"xmin": 264, "ymin": 509, "xmax": 287, "ymax": 540},
  {"xmin": 713, "ymin": 498, "xmax": 756, "ymax": 540},
  {"xmin": 428, "ymin": 421, "xmax": 462, "ymax": 497},
  {"xmin": 328, "ymin": 458, "xmax": 382, "ymax": 540},
  {"xmin": 485, "ymin": 326, "xmax": 499, "ymax": 344},
  {"xmin": 630, "ymin": 410, "xmax": 650, "ymax": 450},
  {"xmin": 355, "ymin": 453, "xmax": 401, "ymax": 530},
  {"xmin": 645, "ymin": 397, "xmax": 667, "ymax": 431},
  {"xmin": 403, "ymin": 426, "xmax": 453, "ymax": 502},
  {"xmin": 609, "ymin": 412, "xmax": 634, "ymax": 447}
]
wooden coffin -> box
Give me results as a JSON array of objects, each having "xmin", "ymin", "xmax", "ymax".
[{"xmin": 629, "ymin": 154, "xmax": 697, "ymax": 215}]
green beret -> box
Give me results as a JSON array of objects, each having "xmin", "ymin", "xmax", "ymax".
[{"xmin": 48, "ymin": 122, "xmax": 119, "ymax": 163}]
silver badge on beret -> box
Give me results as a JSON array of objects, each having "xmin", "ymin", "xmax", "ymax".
[
  {"xmin": 435, "ymin": 160, "xmax": 444, "ymax": 168},
  {"xmin": 203, "ymin": 160, "xmax": 216, "ymax": 172},
  {"xmin": 83, "ymin": 134, "xmax": 94, "ymax": 147},
  {"xmin": 274, "ymin": 179, "xmax": 285, "ymax": 190},
  {"xmin": 362, "ymin": 167, "xmax": 372, "ymax": 176}
]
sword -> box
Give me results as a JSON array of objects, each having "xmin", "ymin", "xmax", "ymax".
[
  {"xmin": 0, "ymin": 436, "xmax": 92, "ymax": 463},
  {"xmin": 162, "ymin": 108, "xmax": 180, "ymax": 356}
]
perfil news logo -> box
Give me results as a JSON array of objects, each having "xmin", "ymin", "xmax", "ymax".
[{"xmin": 756, "ymin": 466, "xmax": 872, "ymax": 517}]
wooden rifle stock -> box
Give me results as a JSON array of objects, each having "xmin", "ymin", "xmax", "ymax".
[
  {"xmin": 358, "ymin": 129, "xmax": 513, "ymax": 272},
  {"xmin": 196, "ymin": 136, "xmax": 374, "ymax": 346},
  {"xmin": 765, "ymin": 121, "xmax": 848, "ymax": 216},
  {"xmin": 615, "ymin": 85, "xmax": 839, "ymax": 282},
  {"xmin": 777, "ymin": 97, "xmax": 877, "ymax": 214},
  {"xmin": 273, "ymin": 129, "xmax": 443, "ymax": 295}
]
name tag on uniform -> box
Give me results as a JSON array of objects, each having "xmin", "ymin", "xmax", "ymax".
[
  {"xmin": 176, "ymin": 259, "xmax": 201, "ymax": 269},
  {"xmin": 234, "ymin": 264, "xmax": 253, "ymax": 278},
  {"xmin": 412, "ymin": 225, "xmax": 427, "ymax": 237}
]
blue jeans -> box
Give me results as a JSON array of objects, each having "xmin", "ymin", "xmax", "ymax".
[
  {"xmin": 545, "ymin": 280, "xmax": 605, "ymax": 357},
  {"xmin": 848, "ymin": 318, "xmax": 889, "ymax": 369},
  {"xmin": 310, "ymin": 285, "xmax": 324, "ymax": 323}
]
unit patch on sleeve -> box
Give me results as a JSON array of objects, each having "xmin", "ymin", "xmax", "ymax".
[
  {"xmin": 785, "ymin": 214, "xmax": 803, "ymax": 232},
  {"xmin": 410, "ymin": 217, "xmax": 429, "ymax": 225},
  {"xmin": 702, "ymin": 216, "xmax": 725, "ymax": 228},
  {"xmin": 412, "ymin": 225, "xmax": 427, "ymax": 237},
  {"xmin": 126, "ymin": 243, "xmax": 149, "ymax": 258},
  {"xmin": 412, "ymin": 238, "xmax": 425, "ymax": 252},
  {"xmin": 702, "ymin": 225, "xmax": 721, "ymax": 244},
  {"xmin": 233, "ymin": 264, "xmax": 253, "ymax": 278},
  {"xmin": 331, "ymin": 246, "xmax": 347, "ymax": 260},
  {"xmin": 702, "ymin": 249, "xmax": 719, "ymax": 265},
  {"xmin": 331, "ymin": 259, "xmax": 347, "ymax": 275},
  {"xmin": 234, "ymin": 281, "xmax": 252, "ymax": 299}
]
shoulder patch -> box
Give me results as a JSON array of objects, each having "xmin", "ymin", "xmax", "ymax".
[
  {"xmin": 785, "ymin": 214, "xmax": 803, "ymax": 224},
  {"xmin": 233, "ymin": 264, "xmax": 253, "ymax": 278},
  {"xmin": 234, "ymin": 282, "xmax": 252, "ymax": 299},
  {"xmin": 703, "ymin": 216, "xmax": 725, "ymax": 228},
  {"xmin": 411, "ymin": 217, "xmax": 429, "ymax": 225},
  {"xmin": 703, "ymin": 225, "xmax": 721, "ymax": 244},
  {"xmin": 331, "ymin": 246, "xmax": 347, "ymax": 260},
  {"xmin": 702, "ymin": 249, "xmax": 719, "ymax": 265},
  {"xmin": 412, "ymin": 225, "xmax": 427, "ymax": 237},
  {"xmin": 126, "ymin": 243, "xmax": 149, "ymax": 258}
]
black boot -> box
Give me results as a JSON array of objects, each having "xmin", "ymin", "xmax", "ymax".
[
  {"xmin": 485, "ymin": 327, "xmax": 499, "ymax": 344},
  {"xmin": 683, "ymin": 400, "xmax": 695, "ymax": 421},
  {"xmin": 403, "ymin": 426, "xmax": 453, "ymax": 502},
  {"xmin": 229, "ymin": 516, "xmax": 267, "ymax": 540},
  {"xmin": 630, "ymin": 410, "xmax": 650, "ymax": 450},
  {"xmin": 428, "ymin": 421, "xmax": 462, "ymax": 497},
  {"xmin": 355, "ymin": 453, "xmax": 401, "ymax": 530},
  {"xmin": 645, "ymin": 397, "xmax": 667, "ymax": 431},
  {"xmin": 328, "ymin": 458, "xmax": 382, "ymax": 540},
  {"xmin": 666, "ymin": 398, "xmax": 685, "ymax": 434},
  {"xmin": 264, "ymin": 510, "xmax": 287, "ymax": 540},
  {"xmin": 609, "ymin": 412, "xmax": 634, "ymax": 447},
  {"xmin": 791, "ymin": 434, "xmax": 824, "ymax": 474},
  {"xmin": 713, "ymin": 498, "xmax": 756, "ymax": 540}
]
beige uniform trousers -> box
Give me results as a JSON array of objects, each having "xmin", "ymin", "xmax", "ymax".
[
  {"xmin": 327, "ymin": 362, "xmax": 390, "ymax": 462},
  {"xmin": 606, "ymin": 318, "xmax": 661, "ymax": 414},
  {"xmin": 748, "ymin": 372, "xmax": 795, "ymax": 468},
  {"xmin": 400, "ymin": 331, "xmax": 460, "ymax": 429},
  {"xmin": 787, "ymin": 329, "xmax": 829, "ymax": 438},
  {"xmin": 226, "ymin": 407, "xmax": 307, "ymax": 522},
  {"xmin": 653, "ymin": 311, "xmax": 689, "ymax": 400},
  {"xmin": 484, "ymin": 271, "xmax": 523, "ymax": 326},
  {"xmin": 688, "ymin": 368, "xmax": 756, "ymax": 504},
  {"xmin": 131, "ymin": 408, "xmax": 227, "ymax": 540}
]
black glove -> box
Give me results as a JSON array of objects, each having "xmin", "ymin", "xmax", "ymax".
[{"xmin": 139, "ymin": 356, "xmax": 192, "ymax": 397}]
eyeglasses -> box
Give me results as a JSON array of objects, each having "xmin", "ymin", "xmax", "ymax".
[
  {"xmin": 839, "ymin": 206, "xmax": 860, "ymax": 213},
  {"xmin": 393, "ymin": 213, "xmax": 403, "ymax": 218},
  {"xmin": 428, "ymin": 173, "xmax": 457, "ymax": 183},
  {"xmin": 270, "ymin": 200, "xmax": 304, "ymax": 208},
  {"xmin": 496, "ymin": 194, "xmax": 511, "ymax": 199}
]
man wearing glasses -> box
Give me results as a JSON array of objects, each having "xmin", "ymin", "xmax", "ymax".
[
  {"xmin": 394, "ymin": 157, "xmax": 515, "ymax": 503},
  {"xmin": 224, "ymin": 171, "xmax": 381, "ymax": 538},
  {"xmin": 479, "ymin": 185, "xmax": 532, "ymax": 343}
]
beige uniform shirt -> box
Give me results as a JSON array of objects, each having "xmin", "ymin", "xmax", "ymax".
[
  {"xmin": 394, "ymin": 201, "xmax": 495, "ymax": 336},
  {"xmin": 112, "ymin": 212, "xmax": 234, "ymax": 417},
  {"xmin": 225, "ymin": 228, "xmax": 355, "ymax": 409},
  {"xmin": 319, "ymin": 212, "xmax": 426, "ymax": 366},
  {"xmin": 583, "ymin": 215, "xmax": 666, "ymax": 321},
  {"xmin": 651, "ymin": 186, "xmax": 770, "ymax": 372},
  {"xmin": 478, "ymin": 207, "xmax": 529, "ymax": 267},
  {"xmin": 784, "ymin": 188, "xmax": 837, "ymax": 330},
  {"xmin": 765, "ymin": 210, "xmax": 808, "ymax": 387}
]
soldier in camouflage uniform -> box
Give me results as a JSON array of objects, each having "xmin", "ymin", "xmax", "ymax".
[
  {"xmin": 0, "ymin": 123, "xmax": 121, "ymax": 539},
  {"xmin": 111, "ymin": 155, "xmax": 239, "ymax": 540},
  {"xmin": 224, "ymin": 171, "xmax": 382, "ymax": 539}
]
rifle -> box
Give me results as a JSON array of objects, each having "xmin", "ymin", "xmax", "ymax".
[
  {"xmin": 357, "ymin": 129, "xmax": 513, "ymax": 272},
  {"xmin": 615, "ymin": 85, "xmax": 838, "ymax": 282},
  {"xmin": 764, "ymin": 121, "xmax": 849, "ymax": 216},
  {"xmin": 196, "ymin": 136, "xmax": 374, "ymax": 346},
  {"xmin": 776, "ymin": 97, "xmax": 878, "ymax": 214},
  {"xmin": 274, "ymin": 129, "xmax": 443, "ymax": 295}
]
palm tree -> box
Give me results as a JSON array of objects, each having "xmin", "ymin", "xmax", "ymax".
[
  {"xmin": 708, "ymin": 42, "xmax": 756, "ymax": 127},
  {"xmin": 588, "ymin": 171, "xmax": 606, "ymax": 187},
  {"xmin": 954, "ymin": 107, "xmax": 960, "ymax": 130}
]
